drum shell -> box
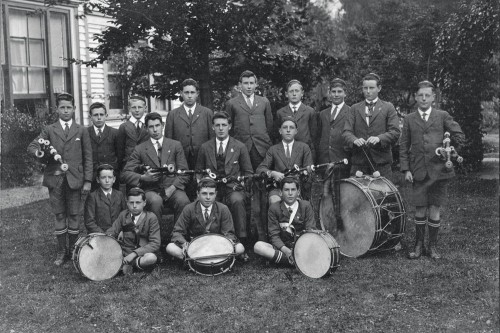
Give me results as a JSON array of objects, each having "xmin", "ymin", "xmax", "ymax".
[
  {"xmin": 186, "ymin": 234, "xmax": 235, "ymax": 276},
  {"xmin": 293, "ymin": 230, "xmax": 340, "ymax": 279},
  {"xmin": 72, "ymin": 233, "xmax": 123, "ymax": 281}
]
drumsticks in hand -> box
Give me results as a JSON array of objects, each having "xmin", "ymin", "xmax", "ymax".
[{"xmin": 356, "ymin": 145, "xmax": 380, "ymax": 178}]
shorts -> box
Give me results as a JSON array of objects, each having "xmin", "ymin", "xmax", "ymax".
[
  {"xmin": 48, "ymin": 175, "xmax": 83, "ymax": 215},
  {"xmin": 412, "ymin": 176, "xmax": 449, "ymax": 207}
]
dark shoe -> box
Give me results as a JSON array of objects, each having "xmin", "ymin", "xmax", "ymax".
[
  {"xmin": 238, "ymin": 252, "xmax": 250, "ymax": 262},
  {"xmin": 122, "ymin": 264, "xmax": 133, "ymax": 275},
  {"xmin": 408, "ymin": 241, "xmax": 423, "ymax": 259},
  {"xmin": 54, "ymin": 253, "xmax": 67, "ymax": 266},
  {"xmin": 427, "ymin": 223, "xmax": 441, "ymax": 259}
]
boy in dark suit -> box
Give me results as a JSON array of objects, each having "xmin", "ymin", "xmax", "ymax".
[
  {"xmin": 107, "ymin": 188, "xmax": 160, "ymax": 272},
  {"xmin": 254, "ymin": 177, "xmax": 316, "ymax": 265},
  {"xmin": 343, "ymin": 73, "xmax": 400, "ymax": 178},
  {"xmin": 400, "ymin": 81, "xmax": 464, "ymax": 259},
  {"xmin": 276, "ymin": 80, "xmax": 317, "ymax": 161},
  {"xmin": 195, "ymin": 112, "xmax": 253, "ymax": 259},
  {"xmin": 256, "ymin": 117, "xmax": 313, "ymax": 205},
  {"xmin": 85, "ymin": 164, "xmax": 127, "ymax": 234},
  {"xmin": 121, "ymin": 112, "xmax": 190, "ymax": 241},
  {"xmin": 87, "ymin": 102, "xmax": 120, "ymax": 190},
  {"xmin": 27, "ymin": 93, "xmax": 93, "ymax": 266},
  {"xmin": 166, "ymin": 178, "xmax": 245, "ymax": 260},
  {"xmin": 116, "ymin": 95, "xmax": 150, "ymax": 171}
]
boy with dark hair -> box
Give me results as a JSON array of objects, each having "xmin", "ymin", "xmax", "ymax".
[
  {"xmin": 27, "ymin": 93, "xmax": 93, "ymax": 266},
  {"xmin": 166, "ymin": 178, "xmax": 245, "ymax": 260},
  {"xmin": 116, "ymin": 95, "xmax": 150, "ymax": 171},
  {"xmin": 253, "ymin": 177, "xmax": 316, "ymax": 265},
  {"xmin": 343, "ymin": 73, "xmax": 400, "ymax": 178},
  {"xmin": 276, "ymin": 80, "xmax": 317, "ymax": 160},
  {"xmin": 400, "ymin": 81, "xmax": 465, "ymax": 259},
  {"xmin": 107, "ymin": 187, "xmax": 160, "ymax": 272},
  {"xmin": 84, "ymin": 164, "xmax": 127, "ymax": 233},
  {"xmin": 87, "ymin": 102, "xmax": 120, "ymax": 190}
]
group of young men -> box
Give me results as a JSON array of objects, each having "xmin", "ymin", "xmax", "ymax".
[{"xmin": 28, "ymin": 70, "xmax": 464, "ymax": 275}]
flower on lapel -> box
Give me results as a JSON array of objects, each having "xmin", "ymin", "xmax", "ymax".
[
  {"xmin": 162, "ymin": 164, "xmax": 168, "ymax": 168},
  {"xmin": 230, "ymin": 148, "xmax": 234, "ymax": 153}
]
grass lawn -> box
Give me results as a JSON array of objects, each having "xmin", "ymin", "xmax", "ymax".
[{"xmin": 0, "ymin": 176, "xmax": 498, "ymax": 333}]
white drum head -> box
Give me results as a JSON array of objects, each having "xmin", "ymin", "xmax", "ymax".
[
  {"xmin": 78, "ymin": 235, "xmax": 122, "ymax": 281},
  {"xmin": 187, "ymin": 234, "xmax": 234, "ymax": 264},
  {"xmin": 294, "ymin": 233, "xmax": 332, "ymax": 279}
]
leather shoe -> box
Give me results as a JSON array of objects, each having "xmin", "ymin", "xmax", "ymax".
[
  {"xmin": 54, "ymin": 253, "xmax": 67, "ymax": 266},
  {"xmin": 122, "ymin": 264, "xmax": 133, "ymax": 275},
  {"xmin": 238, "ymin": 252, "xmax": 250, "ymax": 262}
]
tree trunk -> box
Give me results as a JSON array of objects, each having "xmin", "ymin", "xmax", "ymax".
[{"xmin": 198, "ymin": 50, "xmax": 213, "ymax": 110}]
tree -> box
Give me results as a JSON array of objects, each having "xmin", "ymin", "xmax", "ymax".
[
  {"xmin": 434, "ymin": 0, "xmax": 500, "ymax": 170},
  {"xmin": 84, "ymin": 0, "xmax": 340, "ymax": 109}
]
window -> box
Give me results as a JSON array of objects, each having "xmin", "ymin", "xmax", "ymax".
[{"xmin": 106, "ymin": 61, "xmax": 124, "ymax": 111}]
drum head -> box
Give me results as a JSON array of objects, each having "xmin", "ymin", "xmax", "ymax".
[
  {"xmin": 336, "ymin": 180, "xmax": 376, "ymax": 257},
  {"xmin": 187, "ymin": 234, "xmax": 234, "ymax": 264},
  {"xmin": 77, "ymin": 235, "xmax": 122, "ymax": 281},
  {"xmin": 294, "ymin": 232, "xmax": 335, "ymax": 279}
]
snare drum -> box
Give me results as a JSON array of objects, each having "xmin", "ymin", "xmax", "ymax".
[
  {"xmin": 332, "ymin": 176, "xmax": 407, "ymax": 257},
  {"xmin": 185, "ymin": 234, "xmax": 236, "ymax": 276},
  {"xmin": 72, "ymin": 233, "xmax": 123, "ymax": 281},
  {"xmin": 293, "ymin": 230, "xmax": 340, "ymax": 279}
]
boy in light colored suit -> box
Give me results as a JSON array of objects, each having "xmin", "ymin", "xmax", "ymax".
[
  {"xmin": 400, "ymin": 81, "xmax": 464, "ymax": 259},
  {"xmin": 343, "ymin": 73, "xmax": 400, "ymax": 178},
  {"xmin": 27, "ymin": 93, "xmax": 93, "ymax": 266}
]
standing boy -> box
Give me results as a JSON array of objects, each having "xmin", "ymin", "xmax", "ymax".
[
  {"xmin": 87, "ymin": 102, "xmax": 120, "ymax": 190},
  {"xmin": 343, "ymin": 73, "xmax": 400, "ymax": 178},
  {"xmin": 107, "ymin": 188, "xmax": 160, "ymax": 272},
  {"xmin": 85, "ymin": 164, "xmax": 127, "ymax": 234},
  {"xmin": 276, "ymin": 80, "xmax": 317, "ymax": 161},
  {"xmin": 27, "ymin": 93, "xmax": 93, "ymax": 266},
  {"xmin": 400, "ymin": 81, "xmax": 464, "ymax": 259}
]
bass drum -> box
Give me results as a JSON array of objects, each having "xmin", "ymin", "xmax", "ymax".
[
  {"xmin": 72, "ymin": 233, "xmax": 123, "ymax": 281},
  {"xmin": 321, "ymin": 176, "xmax": 407, "ymax": 257}
]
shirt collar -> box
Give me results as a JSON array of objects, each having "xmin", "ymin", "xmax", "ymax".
[
  {"xmin": 366, "ymin": 98, "xmax": 378, "ymax": 105},
  {"xmin": 200, "ymin": 203, "xmax": 213, "ymax": 214},
  {"xmin": 59, "ymin": 119, "xmax": 73, "ymax": 128},
  {"xmin": 217, "ymin": 137, "xmax": 229, "ymax": 146},
  {"xmin": 151, "ymin": 137, "xmax": 164, "ymax": 146},
  {"xmin": 332, "ymin": 102, "xmax": 344, "ymax": 112},
  {"xmin": 282, "ymin": 140, "xmax": 294, "ymax": 150},
  {"xmin": 289, "ymin": 102, "xmax": 302, "ymax": 110},
  {"xmin": 285, "ymin": 201, "xmax": 299, "ymax": 211},
  {"xmin": 418, "ymin": 107, "xmax": 432, "ymax": 115},
  {"xmin": 130, "ymin": 115, "xmax": 146, "ymax": 125},
  {"xmin": 93, "ymin": 124, "xmax": 106, "ymax": 134},
  {"xmin": 131, "ymin": 212, "xmax": 143, "ymax": 224},
  {"xmin": 183, "ymin": 103, "xmax": 197, "ymax": 113},
  {"xmin": 101, "ymin": 188, "xmax": 112, "ymax": 196},
  {"xmin": 244, "ymin": 93, "xmax": 254, "ymax": 101}
]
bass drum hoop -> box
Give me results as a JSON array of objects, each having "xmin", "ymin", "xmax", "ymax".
[{"xmin": 186, "ymin": 234, "xmax": 236, "ymax": 276}]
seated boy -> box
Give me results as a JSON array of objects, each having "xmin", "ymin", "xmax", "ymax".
[
  {"xmin": 256, "ymin": 117, "xmax": 313, "ymax": 205},
  {"xmin": 166, "ymin": 178, "xmax": 245, "ymax": 260},
  {"xmin": 107, "ymin": 188, "xmax": 160, "ymax": 272},
  {"xmin": 254, "ymin": 177, "xmax": 316, "ymax": 265},
  {"xmin": 85, "ymin": 164, "xmax": 127, "ymax": 234}
]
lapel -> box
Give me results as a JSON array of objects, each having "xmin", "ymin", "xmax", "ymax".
[
  {"xmin": 100, "ymin": 126, "xmax": 110, "ymax": 143},
  {"xmin": 195, "ymin": 201, "xmax": 208, "ymax": 230},
  {"xmin": 66, "ymin": 122, "xmax": 79, "ymax": 141},
  {"xmin": 224, "ymin": 137, "xmax": 236, "ymax": 167},
  {"xmin": 357, "ymin": 104, "xmax": 370, "ymax": 129},
  {"xmin": 134, "ymin": 212, "xmax": 146, "ymax": 231},
  {"xmin": 145, "ymin": 140, "xmax": 161, "ymax": 167},
  {"xmin": 126, "ymin": 121, "xmax": 139, "ymax": 140},
  {"xmin": 88, "ymin": 126, "xmax": 99, "ymax": 144},
  {"xmin": 159, "ymin": 139, "xmax": 173, "ymax": 166},
  {"xmin": 205, "ymin": 139, "xmax": 217, "ymax": 170},
  {"xmin": 280, "ymin": 202, "xmax": 290, "ymax": 220},
  {"xmin": 370, "ymin": 100, "xmax": 383, "ymax": 125},
  {"xmin": 191, "ymin": 105, "xmax": 201, "ymax": 125},
  {"xmin": 178, "ymin": 106, "xmax": 191, "ymax": 125},
  {"xmin": 294, "ymin": 104, "xmax": 305, "ymax": 122},
  {"xmin": 334, "ymin": 104, "xmax": 347, "ymax": 123},
  {"xmin": 238, "ymin": 94, "xmax": 253, "ymax": 114},
  {"xmin": 290, "ymin": 142, "xmax": 300, "ymax": 167},
  {"xmin": 98, "ymin": 190, "xmax": 111, "ymax": 207},
  {"xmin": 276, "ymin": 143, "xmax": 290, "ymax": 169},
  {"xmin": 423, "ymin": 109, "xmax": 435, "ymax": 130}
]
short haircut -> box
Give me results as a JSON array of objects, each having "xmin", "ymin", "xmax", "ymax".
[
  {"xmin": 128, "ymin": 95, "xmax": 147, "ymax": 105},
  {"xmin": 56, "ymin": 93, "xmax": 75, "ymax": 107},
  {"xmin": 212, "ymin": 111, "xmax": 232, "ymax": 125},
  {"xmin": 181, "ymin": 78, "xmax": 199, "ymax": 91},
  {"xmin": 239, "ymin": 70, "xmax": 257, "ymax": 83},
  {"xmin": 362, "ymin": 73, "xmax": 381, "ymax": 86},
  {"xmin": 89, "ymin": 102, "xmax": 107, "ymax": 115},
  {"xmin": 197, "ymin": 178, "xmax": 217, "ymax": 191},
  {"xmin": 330, "ymin": 78, "xmax": 347, "ymax": 90},
  {"xmin": 145, "ymin": 112, "xmax": 163, "ymax": 127},
  {"xmin": 96, "ymin": 164, "xmax": 115, "ymax": 177},
  {"xmin": 417, "ymin": 80, "xmax": 435, "ymax": 93},
  {"xmin": 280, "ymin": 116, "xmax": 298, "ymax": 128},
  {"xmin": 287, "ymin": 79, "xmax": 303, "ymax": 91},
  {"xmin": 280, "ymin": 177, "xmax": 301, "ymax": 190},
  {"xmin": 127, "ymin": 187, "xmax": 146, "ymax": 201}
]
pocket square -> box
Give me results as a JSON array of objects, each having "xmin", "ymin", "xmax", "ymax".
[
  {"xmin": 75, "ymin": 138, "xmax": 81, "ymax": 141},
  {"xmin": 233, "ymin": 161, "xmax": 239, "ymax": 164}
]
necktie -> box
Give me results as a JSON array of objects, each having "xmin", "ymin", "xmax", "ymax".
[
  {"xmin": 97, "ymin": 128, "xmax": 102, "ymax": 139},
  {"xmin": 288, "ymin": 207, "xmax": 293, "ymax": 215},
  {"xmin": 331, "ymin": 106, "xmax": 338, "ymax": 121},
  {"xmin": 246, "ymin": 97, "xmax": 252, "ymax": 109},
  {"xmin": 156, "ymin": 141, "xmax": 162, "ymax": 163},
  {"xmin": 218, "ymin": 141, "xmax": 224, "ymax": 156},
  {"xmin": 204, "ymin": 209, "xmax": 209, "ymax": 222},
  {"xmin": 366, "ymin": 102, "xmax": 374, "ymax": 125},
  {"xmin": 286, "ymin": 144, "xmax": 291, "ymax": 159},
  {"xmin": 292, "ymin": 106, "xmax": 297, "ymax": 114},
  {"xmin": 188, "ymin": 109, "xmax": 192, "ymax": 120},
  {"xmin": 422, "ymin": 113, "xmax": 427, "ymax": 121},
  {"xmin": 131, "ymin": 215, "xmax": 135, "ymax": 224},
  {"xmin": 106, "ymin": 193, "xmax": 111, "ymax": 202},
  {"xmin": 64, "ymin": 123, "xmax": 70, "ymax": 138},
  {"xmin": 136, "ymin": 121, "xmax": 141, "ymax": 134}
]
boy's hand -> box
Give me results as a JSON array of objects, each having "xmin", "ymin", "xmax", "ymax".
[
  {"xmin": 141, "ymin": 169, "xmax": 161, "ymax": 183},
  {"xmin": 354, "ymin": 138, "xmax": 367, "ymax": 147},
  {"xmin": 405, "ymin": 171, "xmax": 413, "ymax": 183},
  {"xmin": 164, "ymin": 185, "xmax": 176, "ymax": 200},
  {"xmin": 271, "ymin": 171, "xmax": 285, "ymax": 182},
  {"xmin": 81, "ymin": 181, "xmax": 91, "ymax": 195},
  {"xmin": 366, "ymin": 136, "xmax": 380, "ymax": 145},
  {"xmin": 123, "ymin": 252, "xmax": 138, "ymax": 264}
]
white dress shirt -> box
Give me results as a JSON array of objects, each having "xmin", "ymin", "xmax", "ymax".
[{"xmin": 331, "ymin": 102, "xmax": 345, "ymax": 120}]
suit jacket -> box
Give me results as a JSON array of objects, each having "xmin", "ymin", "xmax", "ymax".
[
  {"xmin": 84, "ymin": 189, "xmax": 127, "ymax": 234},
  {"xmin": 107, "ymin": 210, "xmax": 161, "ymax": 256},
  {"xmin": 268, "ymin": 200, "xmax": 315, "ymax": 249},
  {"xmin": 87, "ymin": 125, "xmax": 119, "ymax": 174},
  {"xmin": 343, "ymin": 99, "xmax": 400, "ymax": 165},
  {"xmin": 164, "ymin": 104, "xmax": 214, "ymax": 168},
  {"xmin": 256, "ymin": 141, "xmax": 313, "ymax": 175},
  {"xmin": 225, "ymin": 94, "xmax": 273, "ymax": 157},
  {"xmin": 399, "ymin": 108, "xmax": 465, "ymax": 181},
  {"xmin": 116, "ymin": 120, "xmax": 150, "ymax": 170},
  {"xmin": 276, "ymin": 104, "xmax": 317, "ymax": 151},
  {"xmin": 121, "ymin": 138, "xmax": 190, "ymax": 192},
  {"xmin": 171, "ymin": 200, "xmax": 238, "ymax": 245},
  {"xmin": 195, "ymin": 137, "xmax": 253, "ymax": 187},
  {"xmin": 317, "ymin": 104, "xmax": 351, "ymax": 164},
  {"xmin": 27, "ymin": 121, "xmax": 93, "ymax": 190}
]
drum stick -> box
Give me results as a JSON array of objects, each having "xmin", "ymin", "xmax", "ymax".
[
  {"xmin": 360, "ymin": 145, "xmax": 380, "ymax": 178},
  {"xmin": 184, "ymin": 253, "xmax": 237, "ymax": 261}
]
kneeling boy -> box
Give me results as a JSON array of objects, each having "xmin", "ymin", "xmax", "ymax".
[
  {"xmin": 107, "ymin": 188, "xmax": 160, "ymax": 272},
  {"xmin": 166, "ymin": 178, "xmax": 245, "ymax": 260},
  {"xmin": 254, "ymin": 177, "xmax": 316, "ymax": 265}
]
